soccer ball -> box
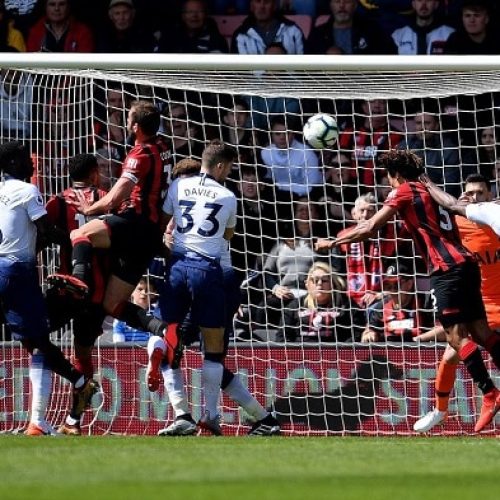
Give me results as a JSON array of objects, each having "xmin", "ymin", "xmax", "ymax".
[{"xmin": 303, "ymin": 113, "xmax": 339, "ymax": 149}]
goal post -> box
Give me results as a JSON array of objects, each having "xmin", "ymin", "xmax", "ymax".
[{"xmin": 0, "ymin": 54, "xmax": 499, "ymax": 436}]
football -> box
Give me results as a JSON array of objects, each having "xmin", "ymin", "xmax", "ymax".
[{"xmin": 303, "ymin": 113, "xmax": 339, "ymax": 149}]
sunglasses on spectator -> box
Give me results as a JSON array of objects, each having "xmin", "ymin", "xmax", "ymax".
[{"xmin": 329, "ymin": 162, "xmax": 351, "ymax": 168}]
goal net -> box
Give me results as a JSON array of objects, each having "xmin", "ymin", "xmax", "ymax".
[{"xmin": 1, "ymin": 54, "xmax": 499, "ymax": 436}]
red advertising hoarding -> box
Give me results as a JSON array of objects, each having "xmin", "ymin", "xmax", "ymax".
[{"xmin": 1, "ymin": 345, "xmax": 498, "ymax": 435}]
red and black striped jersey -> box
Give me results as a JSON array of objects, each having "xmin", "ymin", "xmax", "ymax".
[
  {"xmin": 119, "ymin": 137, "xmax": 171, "ymax": 223},
  {"xmin": 46, "ymin": 186, "xmax": 109, "ymax": 303},
  {"xmin": 384, "ymin": 181, "xmax": 472, "ymax": 274}
]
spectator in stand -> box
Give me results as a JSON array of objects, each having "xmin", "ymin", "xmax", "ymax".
[
  {"xmin": 231, "ymin": 0, "xmax": 305, "ymax": 54},
  {"xmin": 0, "ymin": 2, "xmax": 25, "ymax": 51},
  {"xmin": 94, "ymin": 86, "xmax": 129, "ymax": 162},
  {"xmin": 339, "ymin": 99, "xmax": 402, "ymax": 190},
  {"xmin": 444, "ymin": 0, "xmax": 500, "ymax": 54},
  {"xmin": 96, "ymin": 0, "xmax": 156, "ymax": 53},
  {"xmin": 357, "ymin": 0, "xmax": 413, "ymax": 34},
  {"xmin": 253, "ymin": 200, "xmax": 327, "ymax": 331},
  {"xmin": 96, "ymin": 147, "xmax": 121, "ymax": 191},
  {"xmin": 334, "ymin": 192, "xmax": 397, "ymax": 311},
  {"xmin": 159, "ymin": 0, "xmax": 228, "ymax": 53},
  {"xmin": 161, "ymin": 101, "xmax": 205, "ymax": 166},
  {"xmin": 113, "ymin": 277, "xmax": 160, "ymax": 343},
  {"xmin": 261, "ymin": 114, "xmax": 322, "ymax": 201},
  {"xmin": 26, "ymin": 0, "xmax": 94, "ymax": 52},
  {"xmin": 219, "ymin": 95, "xmax": 257, "ymax": 177},
  {"xmin": 477, "ymin": 125, "xmax": 499, "ymax": 180},
  {"xmin": 281, "ymin": 262, "xmax": 359, "ymax": 342},
  {"xmin": 311, "ymin": 150, "xmax": 357, "ymax": 236},
  {"xmin": 0, "ymin": 68, "xmax": 32, "ymax": 140},
  {"xmin": 391, "ymin": 0, "xmax": 455, "ymax": 54},
  {"xmin": 230, "ymin": 164, "xmax": 277, "ymax": 274},
  {"xmin": 397, "ymin": 110, "xmax": 461, "ymax": 196},
  {"xmin": 244, "ymin": 42, "xmax": 301, "ymax": 131},
  {"xmin": 306, "ymin": 0, "xmax": 397, "ymax": 55},
  {"xmin": 361, "ymin": 261, "xmax": 435, "ymax": 343}
]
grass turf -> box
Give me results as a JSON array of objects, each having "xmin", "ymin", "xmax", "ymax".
[{"xmin": 0, "ymin": 436, "xmax": 498, "ymax": 500}]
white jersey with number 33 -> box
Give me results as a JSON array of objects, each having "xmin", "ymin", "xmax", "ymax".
[{"xmin": 163, "ymin": 173, "xmax": 236, "ymax": 259}]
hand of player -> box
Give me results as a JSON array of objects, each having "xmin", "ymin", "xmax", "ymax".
[
  {"xmin": 419, "ymin": 173, "xmax": 431, "ymax": 186},
  {"xmin": 315, "ymin": 238, "xmax": 336, "ymax": 252},
  {"xmin": 67, "ymin": 189, "xmax": 91, "ymax": 215}
]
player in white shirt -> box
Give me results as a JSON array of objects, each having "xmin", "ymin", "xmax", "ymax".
[
  {"xmin": 0, "ymin": 141, "xmax": 98, "ymax": 436},
  {"xmin": 421, "ymin": 173, "xmax": 500, "ymax": 236},
  {"xmin": 149, "ymin": 158, "xmax": 280, "ymax": 436},
  {"xmin": 147, "ymin": 140, "xmax": 237, "ymax": 434}
]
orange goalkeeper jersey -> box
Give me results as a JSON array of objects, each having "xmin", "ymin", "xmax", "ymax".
[{"xmin": 456, "ymin": 215, "xmax": 500, "ymax": 328}]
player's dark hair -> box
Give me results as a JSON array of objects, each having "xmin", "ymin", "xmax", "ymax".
[
  {"xmin": 172, "ymin": 158, "xmax": 201, "ymax": 180},
  {"xmin": 202, "ymin": 139, "xmax": 237, "ymax": 169},
  {"xmin": 379, "ymin": 149, "xmax": 424, "ymax": 181},
  {"xmin": 68, "ymin": 154, "xmax": 98, "ymax": 182},
  {"xmin": 464, "ymin": 173, "xmax": 491, "ymax": 190},
  {"xmin": 130, "ymin": 100, "xmax": 160, "ymax": 137},
  {"xmin": 0, "ymin": 141, "xmax": 32, "ymax": 179}
]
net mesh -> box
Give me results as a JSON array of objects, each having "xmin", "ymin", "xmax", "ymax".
[{"xmin": 0, "ymin": 63, "xmax": 499, "ymax": 435}]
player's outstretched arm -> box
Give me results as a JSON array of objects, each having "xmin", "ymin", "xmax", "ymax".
[
  {"xmin": 419, "ymin": 174, "xmax": 467, "ymax": 216},
  {"xmin": 316, "ymin": 205, "xmax": 397, "ymax": 251}
]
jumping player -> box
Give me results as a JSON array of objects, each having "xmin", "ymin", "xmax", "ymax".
[
  {"xmin": 0, "ymin": 141, "xmax": 97, "ymax": 436},
  {"xmin": 44, "ymin": 154, "xmax": 109, "ymax": 435},
  {"xmin": 315, "ymin": 149, "xmax": 500, "ymax": 432},
  {"xmin": 148, "ymin": 158, "xmax": 280, "ymax": 436},
  {"xmin": 47, "ymin": 101, "xmax": 180, "ymax": 366},
  {"xmin": 149, "ymin": 140, "xmax": 237, "ymax": 434},
  {"xmin": 414, "ymin": 174, "xmax": 500, "ymax": 432}
]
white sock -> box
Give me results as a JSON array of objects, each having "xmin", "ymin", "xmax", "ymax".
[
  {"xmin": 147, "ymin": 335, "xmax": 166, "ymax": 357},
  {"xmin": 202, "ymin": 359, "xmax": 223, "ymax": 419},
  {"xmin": 223, "ymin": 375, "xmax": 268, "ymax": 421},
  {"xmin": 29, "ymin": 352, "xmax": 52, "ymax": 425},
  {"xmin": 162, "ymin": 365, "xmax": 189, "ymax": 418}
]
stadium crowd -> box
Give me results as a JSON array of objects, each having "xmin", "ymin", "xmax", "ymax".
[{"xmin": 0, "ymin": 0, "xmax": 498, "ymax": 55}]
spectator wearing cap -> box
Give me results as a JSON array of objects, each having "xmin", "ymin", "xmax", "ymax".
[
  {"xmin": 26, "ymin": 0, "xmax": 94, "ymax": 52},
  {"xmin": 96, "ymin": 0, "xmax": 156, "ymax": 53},
  {"xmin": 361, "ymin": 262, "xmax": 435, "ymax": 343},
  {"xmin": 306, "ymin": 0, "xmax": 397, "ymax": 55},
  {"xmin": 158, "ymin": 0, "xmax": 228, "ymax": 53},
  {"xmin": 231, "ymin": 0, "xmax": 305, "ymax": 54},
  {"xmin": 391, "ymin": 0, "xmax": 455, "ymax": 55},
  {"xmin": 444, "ymin": 0, "xmax": 500, "ymax": 54}
]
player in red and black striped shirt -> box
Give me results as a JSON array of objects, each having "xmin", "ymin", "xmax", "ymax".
[
  {"xmin": 316, "ymin": 149, "xmax": 500, "ymax": 432},
  {"xmin": 47, "ymin": 101, "xmax": 180, "ymax": 368},
  {"xmin": 45, "ymin": 154, "xmax": 108, "ymax": 376}
]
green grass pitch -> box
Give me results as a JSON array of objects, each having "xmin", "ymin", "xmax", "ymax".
[{"xmin": 0, "ymin": 436, "xmax": 498, "ymax": 500}]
